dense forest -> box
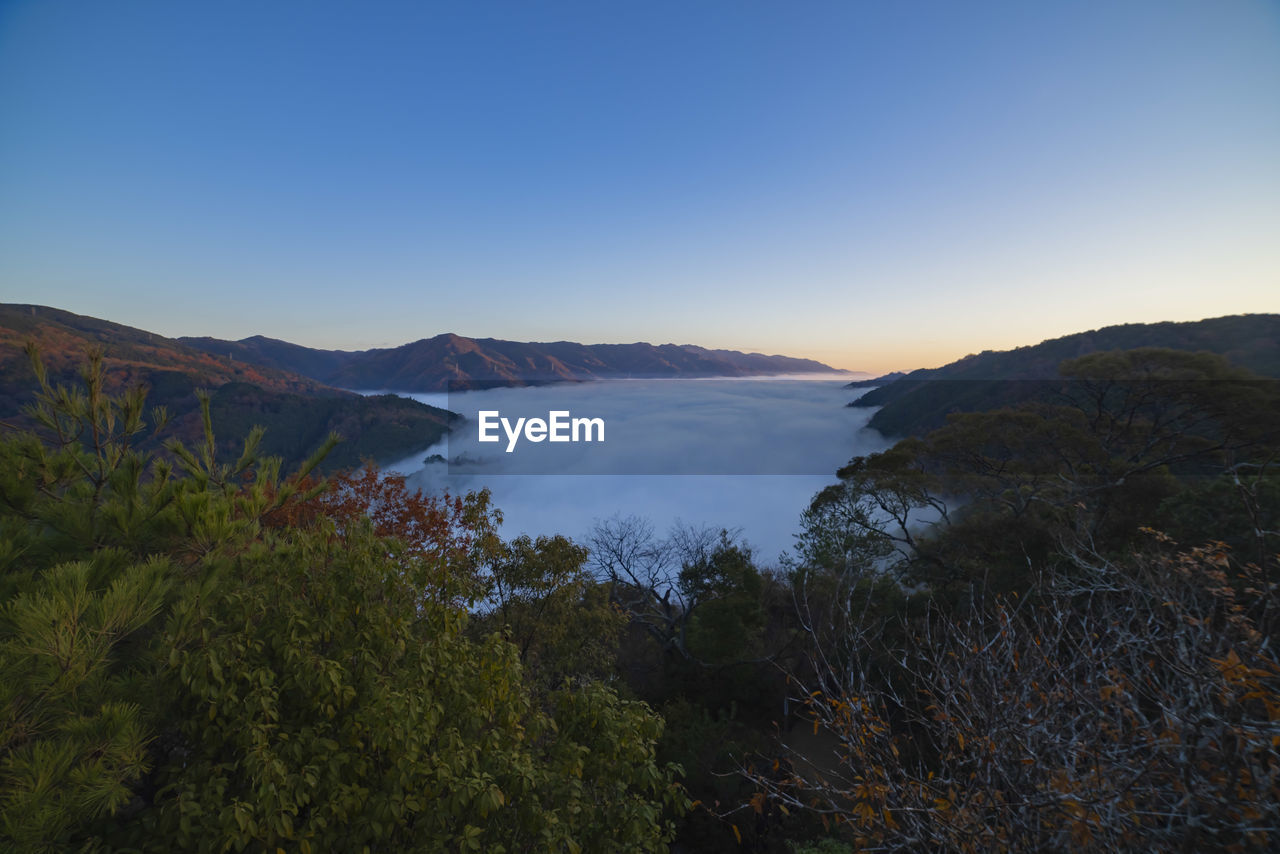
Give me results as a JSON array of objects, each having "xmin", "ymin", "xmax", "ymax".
[{"xmin": 2, "ymin": 334, "xmax": 1278, "ymax": 851}]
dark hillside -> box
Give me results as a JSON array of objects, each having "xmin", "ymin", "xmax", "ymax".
[
  {"xmin": 0, "ymin": 305, "xmax": 453, "ymax": 471},
  {"xmin": 856, "ymin": 314, "xmax": 1280, "ymax": 436}
]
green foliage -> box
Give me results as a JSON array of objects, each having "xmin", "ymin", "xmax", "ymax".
[
  {"xmin": 0, "ymin": 555, "xmax": 167, "ymax": 851},
  {"xmin": 802, "ymin": 349, "xmax": 1280, "ymax": 598},
  {"xmin": 548, "ymin": 682, "xmax": 689, "ymax": 853},
  {"xmin": 111, "ymin": 523, "xmax": 683, "ymax": 853},
  {"xmin": 479, "ymin": 533, "xmax": 625, "ymax": 687},
  {"xmin": 1, "ymin": 350, "xmax": 686, "ymax": 852},
  {"xmin": 789, "ymin": 840, "xmax": 855, "ymax": 854},
  {"xmin": 678, "ymin": 533, "xmax": 765, "ymax": 666},
  {"xmin": 0, "ymin": 350, "xmax": 183, "ymax": 850},
  {"xmin": 0, "ymin": 348, "xmax": 320, "ymax": 851}
]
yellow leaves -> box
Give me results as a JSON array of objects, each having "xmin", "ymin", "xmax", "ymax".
[
  {"xmin": 750, "ymin": 792, "xmax": 766, "ymax": 815},
  {"xmin": 1138, "ymin": 526, "xmax": 1173, "ymax": 543},
  {"xmin": 731, "ymin": 823, "xmax": 742, "ymax": 844},
  {"xmin": 1060, "ymin": 798, "xmax": 1084, "ymax": 819}
]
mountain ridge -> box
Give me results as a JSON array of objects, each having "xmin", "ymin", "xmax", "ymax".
[
  {"xmin": 0, "ymin": 304, "xmax": 457, "ymax": 471},
  {"xmin": 854, "ymin": 313, "xmax": 1280, "ymax": 437},
  {"xmin": 179, "ymin": 331, "xmax": 844, "ymax": 391}
]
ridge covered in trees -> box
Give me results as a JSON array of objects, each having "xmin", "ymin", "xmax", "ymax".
[
  {"xmin": 853, "ymin": 313, "xmax": 1280, "ymax": 437},
  {"xmin": 0, "ymin": 305, "xmax": 456, "ymax": 472}
]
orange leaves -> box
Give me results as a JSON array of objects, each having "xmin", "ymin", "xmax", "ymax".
[
  {"xmin": 262, "ymin": 462, "xmax": 500, "ymax": 604},
  {"xmin": 851, "ymin": 800, "xmax": 877, "ymax": 824},
  {"xmin": 266, "ymin": 463, "xmax": 487, "ymax": 561}
]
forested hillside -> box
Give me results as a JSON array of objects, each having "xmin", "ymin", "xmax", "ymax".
[
  {"xmin": 0, "ymin": 305, "xmax": 455, "ymax": 471},
  {"xmin": 855, "ymin": 314, "xmax": 1280, "ymax": 436}
]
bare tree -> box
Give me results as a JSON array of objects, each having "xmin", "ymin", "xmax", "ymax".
[
  {"xmin": 587, "ymin": 515, "xmax": 766, "ymax": 666},
  {"xmin": 744, "ymin": 539, "xmax": 1280, "ymax": 851}
]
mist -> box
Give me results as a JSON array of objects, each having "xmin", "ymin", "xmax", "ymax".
[{"xmin": 378, "ymin": 377, "xmax": 889, "ymax": 564}]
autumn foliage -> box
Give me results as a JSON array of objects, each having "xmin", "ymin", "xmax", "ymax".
[
  {"xmin": 265, "ymin": 464, "xmax": 502, "ymax": 605},
  {"xmin": 751, "ymin": 540, "xmax": 1280, "ymax": 852}
]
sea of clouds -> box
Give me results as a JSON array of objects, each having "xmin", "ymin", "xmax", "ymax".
[{"xmin": 378, "ymin": 377, "xmax": 889, "ymax": 565}]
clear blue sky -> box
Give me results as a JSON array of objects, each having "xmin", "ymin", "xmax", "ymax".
[{"xmin": 1, "ymin": 0, "xmax": 1277, "ymax": 372}]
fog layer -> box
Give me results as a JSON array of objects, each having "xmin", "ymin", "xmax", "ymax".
[{"xmin": 380, "ymin": 377, "xmax": 889, "ymax": 563}]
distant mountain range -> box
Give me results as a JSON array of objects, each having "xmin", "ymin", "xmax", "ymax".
[
  {"xmin": 178, "ymin": 333, "xmax": 842, "ymax": 391},
  {"xmin": 853, "ymin": 314, "xmax": 1280, "ymax": 437},
  {"xmin": 0, "ymin": 304, "xmax": 842, "ymax": 468}
]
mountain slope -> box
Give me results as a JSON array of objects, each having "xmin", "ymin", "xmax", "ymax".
[
  {"xmin": 179, "ymin": 334, "xmax": 355, "ymax": 381},
  {"xmin": 0, "ymin": 305, "xmax": 455, "ymax": 471},
  {"xmin": 855, "ymin": 314, "xmax": 1280, "ymax": 437},
  {"xmin": 181, "ymin": 332, "xmax": 843, "ymax": 391}
]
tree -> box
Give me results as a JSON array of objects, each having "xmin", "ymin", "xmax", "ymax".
[
  {"xmin": 757, "ymin": 348, "xmax": 1280, "ymax": 850},
  {"xmin": 747, "ymin": 537, "xmax": 1280, "ymax": 851},
  {"xmin": 796, "ymin": 349, "xmax": 1280, "ymax": 598},
  {"xmin": 264, "ymin": 462, "xmax": 502, "ymax": 609},
  {"xmin": 0, "ymin": 347, "xmax": 320, "ymax": 851},
  {"xmin": 477, "ymin": 533, "xmax": 625, "ymax": 687},
  {"xmin": 588, "ymin": 517, "xmax": 770, "ymax": 667},
  {"xmin": 110, "ymin": 520, "xmax": 685, "ymax": 853},
  {"xmin": 1, "ymin": 351, "xmax": 688, "ymax": 851},
  {"xmin": 589, "ymin": 517, "xmax": 799, "ymax": 850}
]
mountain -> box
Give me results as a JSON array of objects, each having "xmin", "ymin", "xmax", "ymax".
[
  {"xmin": 854, "ymin": 314, "xmax": 1280, "ymax": 437},
  {"xmin": 844, "ymin": 371, "xmax": 906, "ymax": 389},
  {"xmin": 178, "ymin": 334, "xmax": 353, "ymax": 382},
  {"xmin": 0, "ymin": 305, "xmax": 456, "ymax": 471},
  {"xmin": 180, "ymin": 333, "xmax": 843, "ymax": 391}
]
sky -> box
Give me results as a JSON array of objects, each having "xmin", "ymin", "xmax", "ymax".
[{"xmin": 1, "ymin": 0, "xmax": 1277, "ymax": 373}]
